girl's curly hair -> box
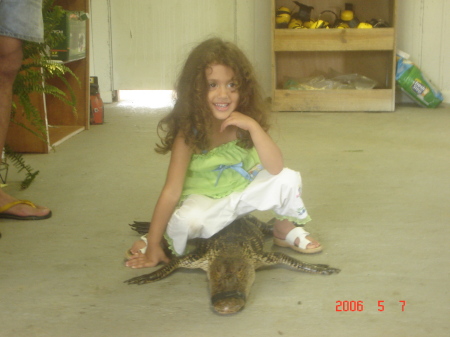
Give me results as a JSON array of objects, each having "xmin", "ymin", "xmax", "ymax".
[{"xmin": 155, "ymin": 38, "xmax": 270, "ymax": 154}]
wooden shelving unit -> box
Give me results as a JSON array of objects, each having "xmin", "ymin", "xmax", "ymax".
[
  {"xmin": 272, "ymin": 0, "xmax": 397, "ymax": 112},
  {"xmin": 7, "ymin": 0, "xmax": 89, "ymax": 153}
]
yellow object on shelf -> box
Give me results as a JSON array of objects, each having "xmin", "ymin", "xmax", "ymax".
[
  {"xmin": 340, "ymin": 9, "xmax": 354, "ymax": 21},
  {"xmin": 357, "ymin": 22, "xmax": 373, "ymax": 29},
  {"xmin": 288, "ymin": 18, "xmax": 303, "ymax": 29},
  {"xmin": 310, "ymin": 20, "xmax": 329, "ymax": 29},
  {"xmin": 276, "ymin": 6, "xmax": 291, "ymax": 28},
  {"xmin": 337, "ymin": 22, "xmax": 349, "ymax": 29}
]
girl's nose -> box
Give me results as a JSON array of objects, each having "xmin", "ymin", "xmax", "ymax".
[{"xmin": 217, "ymin": 85, "xmax": 229, "ymax": 98}]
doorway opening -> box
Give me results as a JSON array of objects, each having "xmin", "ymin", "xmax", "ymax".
[{"xmin": 118, "ymin": 90, "xmax": 174, "ymax": 109}]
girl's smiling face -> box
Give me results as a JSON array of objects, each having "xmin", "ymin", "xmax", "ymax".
[{"xmin": 206, "ymin": 64, "xmax": 239, "ymax": 121}]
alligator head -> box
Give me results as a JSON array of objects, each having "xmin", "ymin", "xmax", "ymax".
[{"xmin": 208, "ymin": 255, "xmax": 256, "ymax": 314}]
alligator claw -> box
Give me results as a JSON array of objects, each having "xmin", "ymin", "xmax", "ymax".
[
  {"xmin": 124, "ymin": 275, "xmax": 153, "ymax": 285},
  {"xmin": 319, "ymin": 267, "xmax": 341, "ymax": 275}
]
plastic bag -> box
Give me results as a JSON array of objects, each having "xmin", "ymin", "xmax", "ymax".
[
  {"xmin": 396, "ymin": 51, "xmax": 443, "ymax": 108},
  {"xmin": 284, "ymin": 76, "xmax": 336, "ymax": 90},
  {"xmin": 332, "ymin": 74, "xmax": 377, "ymax": 90}
]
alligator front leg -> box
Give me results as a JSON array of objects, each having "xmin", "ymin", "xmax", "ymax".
[
  {"xmin": 259, "ymin": 252, "xmax": 340, "ymax": 275},
  {"xmin": 124, "ymin": 253, "xmax": 208, "ymax": 285}
]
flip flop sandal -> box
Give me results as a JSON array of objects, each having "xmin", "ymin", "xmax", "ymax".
[
  {"xmin": 125, "ymin": 235, "xmax": 148, "ymax": 259},
  {"xmin": 0, "ymin": 200, "xmax": 52, "ymax": 220},
  {"xmin": 273, "ymin": 226, "xmax": 323, "ymax": 254}
]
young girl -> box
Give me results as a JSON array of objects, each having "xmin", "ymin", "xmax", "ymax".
[{"xmin": 125, "ymin": 38, "xmax": 322, "ymax": 269}]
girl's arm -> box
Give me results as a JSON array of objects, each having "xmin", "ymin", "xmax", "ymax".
[
  {"xmin": 221, "ymin": 112, "xmax": 284, "ymax": 175},
  {"xmin": 127, "ymin": 132, "xmax": 193, "ymax": 268}
]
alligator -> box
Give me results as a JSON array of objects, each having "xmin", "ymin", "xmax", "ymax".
[{"xmin": 125, "ymin": 215, "xmax": 340, "ymax": 315}]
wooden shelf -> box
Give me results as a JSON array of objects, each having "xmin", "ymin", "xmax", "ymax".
[
  {"xmin": 273, "ymin": 89, "xmax": 395, "ymax": 112},
  {"xmin": 49, "ymin": 125, "xmax": 85, "ymax": 147},
  {"xmin": 6, "ymin": 0, "xmax": 90, "ymax": 153},
  {"xmin": 274, "ymin": 28, "xmax": 395, "ymax": 51},
  {"xmin": 272, "ymin": 0, "xmax": 397, "ymax": 112}
]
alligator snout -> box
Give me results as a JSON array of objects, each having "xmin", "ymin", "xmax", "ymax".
[
  {"xmin": 211, "ymin": 290, "xmax": 246, "ymax": 315},
  {"xmin": 208, "ymin": 256, "xmax": 255, "ymax": 315}
]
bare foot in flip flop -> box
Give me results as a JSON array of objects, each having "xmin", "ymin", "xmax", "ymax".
[
  {"xmin": 0, "ymin": 190, "xmax": 51, "ymax": 220},
  {"xmin": 273, "ymin": 219, "xmax": 322, "ymax": 254}
]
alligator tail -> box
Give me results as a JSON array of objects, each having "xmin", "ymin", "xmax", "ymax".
[{"xmin": 128, "ymin": 221, "xmax": 151, "ymax": 235}]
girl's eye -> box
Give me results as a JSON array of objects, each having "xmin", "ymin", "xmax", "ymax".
[
  {"xmin": 207, "ymin": 82, "xmax": 238, "ymax": 91},
  {"xmin": 228, "ymin": 82, "xmax": 237, "ymax": 90}
]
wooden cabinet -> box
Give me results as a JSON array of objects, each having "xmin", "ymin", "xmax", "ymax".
[
  {"xmin": 272, "ymin": 0, "xmax": 397, "ymax": 111},
  {"xmin": 7, "ymin": 0, "xmax": 90, "ymax": 153}
]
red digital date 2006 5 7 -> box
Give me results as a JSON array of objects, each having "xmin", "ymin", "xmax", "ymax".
[{"xmin": 335, "ymin": 300, "xmax": 406, "ymax": 312}]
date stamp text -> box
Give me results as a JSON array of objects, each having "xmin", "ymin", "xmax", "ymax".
[{"xmin": 335, "ymin": 300, "xmax": 407, "ymax": 312}]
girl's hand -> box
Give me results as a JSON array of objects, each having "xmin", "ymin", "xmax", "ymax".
[
  {"xmin": 222, "ymin": 112, "xmax": 284, "ymax": 175},
  {"xmin": 125, "ymin": 244, "xmax": 170, "ymax": 269},
  {"xmin": 220, "ymin": 111, "xmax": 258, "ymax": 133}
]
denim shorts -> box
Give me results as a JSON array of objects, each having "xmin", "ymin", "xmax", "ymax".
[{"xmin": 0, "ymin": 0, "xmax": 44, "ymax": 42}]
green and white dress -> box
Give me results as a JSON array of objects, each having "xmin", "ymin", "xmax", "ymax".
[{"xmin": 166, "ymin": 140, "xmax": 311, "ymax": 255}]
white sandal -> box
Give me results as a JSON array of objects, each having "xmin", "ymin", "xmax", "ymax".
[
  {"xmin": 273, "ymin": 227, "xmax": 323, "ymax": 254},
  {"xmin": 125, "ymin": 235, "xmax": 148, "ymax": 258}
]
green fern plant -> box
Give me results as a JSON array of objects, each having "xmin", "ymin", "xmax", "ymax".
[
  {"xmin": 5, "ymin": 0, "xmax": 80, "ymax": 189},
  {"xmin": 3, "ymin": 145, "xmax": 40, "ymax": 190}
]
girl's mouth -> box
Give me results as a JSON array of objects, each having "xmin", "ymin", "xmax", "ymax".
[{"xmin": 214, "ymin": 103, "xmax": 230, "ymax": 111}]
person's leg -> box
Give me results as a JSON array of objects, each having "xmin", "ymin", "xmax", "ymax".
[
  {"xmin": 0, "ymin": 35, "xmax": 22, "ymax": 149},
  {"xmin": 238, "ymin": 168, "xmax": 322, "ymax": 252},
  {"xmin": 0, "ymin": 35, "xmax": 50, "ymax": 219}
]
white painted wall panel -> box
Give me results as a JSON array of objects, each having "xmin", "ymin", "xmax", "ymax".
[
  {"xmin": 109, "ymin": 0, "xmax": 235, "ymax": 90},
  {"xmin": 89, "ymin": 0, "xmax": 114, "ymax": 102},
  {"xmin": 396, "ymin": 0, "xmax": 423, "ymax": 63},
  {"xmin": 438, "ymin": 0, "xmax": 450, "ymax": 99},
  {"xmin": 421, "ymin": 0, "xmax": 444, "ymax": 90},
  {"xmin": 235, "ymin": 0, "xmax": 272, "ymax": 96}
]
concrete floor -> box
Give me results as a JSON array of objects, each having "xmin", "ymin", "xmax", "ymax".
[{"xmin": 0, "ymin": 102, "xmax": 449, "ymax": 336}]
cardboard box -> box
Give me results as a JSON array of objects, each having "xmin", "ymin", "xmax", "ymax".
[{"xmin": 50, "ymin": 11, "xmax": 88, "ymax": 62}]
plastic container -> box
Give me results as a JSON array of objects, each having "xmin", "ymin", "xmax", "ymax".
[{"xmin": 396, "ymin": 50, "xmax": 443, "ymax": 108}]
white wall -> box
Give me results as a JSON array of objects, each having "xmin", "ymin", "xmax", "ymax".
[
  {"xmin": 109, "ymin": 0, "xmax": 235, "ymax": 91},
  {"xmin": 89, "ymin": 0, "xmax": 114, "ymax": 102},
  {"xmin": 235, "ymin": 0, "xmax": 272, "ymax": 97},
  {"xmin": 90, "ymin": 0, "xmax": 449, "ymax": 104}
]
